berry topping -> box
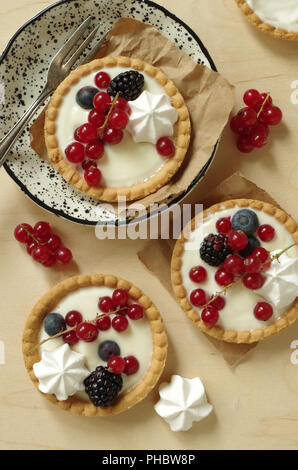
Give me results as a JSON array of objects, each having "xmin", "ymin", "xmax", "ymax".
[
  {"xmin": 98, "ymin": 340, "xmax": 120, "ymax": 361},
  {"xmin": 65, "ymin": 310, "xmax": 82, "ymax": 327},
  {"xmin": 85, "ymin": 140, "xmax": 104, "ymax": 160},
  {"xmin": 84, "ymin": 366, "xmax": 122, "ymax": 407},
  {"xmin": 238, "ymin": 236, "xmax": 260, "ymax": 258},
  {"xmin": 14, "ymin": 223, "xmax": 34, "ymax": 243},
  {"xmin": 107, "ymin": 70, "xmax": 144, "ymax": 101},
  {"xmin": 34, "ymin": 221, "xmax": 51, "ymax": 242},
  {"xmin": 231, "ymin": 209, "xmax": 259, "ymax": 236},
  {"xmin": 56, "ymin": 246, "xmax": 73, "ymax": 264},
  {"xmin": 242, "ymin": 272, "xmax": 265, "ymax": 290},
  {"xmin": 88, "ymin": 109, "xmax": 106, "ymax": 128},
  {"xmin": 84, "ymin": 167, "xmax": 102, "ymax": 187},
  {"xmin": 127, "ymin": 304, "xmax": 144, "ymax": 320},
  {"xmin": 103, "ymin": 127, "xmax": 123, "ymax": 145},
  {"xmin": 190, "ymin": 288, "xmax": 208, "ymax": 307},
  {"xmin": 112, "ymin": 289, "xmax": 129, "ymax": 307},
  {"xmin": 252, "ymin": 247, "xmax": 269, "ymax": 263},
  {"xmin": 44, "ymin": 313, "xmax": 66, "ymax": 336},
  {"xmin": 76, "ymin": 322, "xmax": 98, "ymax": 342},
  {"xmin": 112, "ymin": 315, "xmax": 129, "ymax": 332},
  {"xmin": 81, "ymin": 159, "xmax": 97, "ymax": 171},
  {"xmin": 108, "ymin": 109, "xmax": 129, "ymax": 130},
  {"xmin": 223, "ymin": 254, "xmax": 244, "ymax": 275},
  {"xmin": 209, "ymin": 295, "xmax": 226, "ymax": 310},
  {"xmin": 96, "ymin": 314, "xmax": 112, "ymax": 331},
  {"xmin": 63, "ymin": 330, "xmax": 79, "ymax": 346},
  {"xmin": 243, "ymin": 255, "xmax": 262, "ymax": 273},
  {"xmin": 123, "ymin": 355, "xmax": 139, "ymax": 376},
  {"xmin": 98, "ymin": 296, "xmax": 115, "ymax": 313},
  {"xmin": 75, "ymin": 123, "xmax": 98, "ymax": 143},
  {"xmin": 76, "ymin": 86, "xmax": 99, "ymax": 109},
  {"xmin": 227, "ymin": 230, "xmax": 248, "ymax": 251},
  {"xmin": 114, "ymin": 97, "xmax": 131, "ymax": 114},
  {"xmin": 257, "ymin": 224, "xmax": 275, "ymax": 242},
  {"xmin": 65, "ymin": 142, "xmax": 86, "ymax": 163},
  {"xmin": 94, "ymin": 71, "xmax": 111, "ymax": 89},
  {"xmin": 93, "ymin": 91, "xmax": 111, "ymax": 112},
  {"xmin": 107, "ymin": 356, "xmax": 125, "ymax": 374},
  {"xmin": 216, "ymin": 217, "xmax": 232, "ymax": 234},
  {"xmin": 200, "ymin": 233, "xmax": 232, "ymax": 267},
  {"xmin": 215, "ymin": 268, "xmax": 234, "ymax": 287},
  {"xmin": 156, "ymin": 137, "xmax": 175, "ymax": 157},
  {"xmin": 254, "ymin": 302, "xmax": 273, "ymax": 321},
  {"xmin": 201, "ymin": 306, "xmax": 219, "ymax": 326},
  {"xmin": 189, "ymin": 265, "xmax": 207, "ymax": 283}
]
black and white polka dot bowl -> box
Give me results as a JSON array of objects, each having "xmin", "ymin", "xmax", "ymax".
[{"xmin": 0, "ymin": 0, "xmax": 217, "ymax": 226}]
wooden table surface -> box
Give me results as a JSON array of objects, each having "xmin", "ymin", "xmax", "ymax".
[{"xmin": 0, "ymin": 0, "xmax": 298, "ymax": 450}]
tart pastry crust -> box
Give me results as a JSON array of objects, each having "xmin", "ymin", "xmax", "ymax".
[
  {"xmin": 235, "ymin": 0, "xmax": 298, "ymax": 40},
  {"xmin": 171, "ymin": 199, "xmax": 298, "ymax": 344},
  {"xmin": 22, "ymin": 274, "xmax": 168, "ymax": 416},
  {"xmin": 44, "ymin": 56, "xmax": 191, "ymax": 202}
]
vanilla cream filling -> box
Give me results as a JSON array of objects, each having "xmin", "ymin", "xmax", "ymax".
[
  {"xmin": 39, "ymin": 286, "xmax": 152, "ymax": 401},
  {"xmin": 181, "ymin": 206, "xmax": 298, "ymax": 332},
  {"xmin": 56, "ymin": 66, "xmax": 169, "ymax": 188},
  {"xmin": 246, "ymin": 0, "xmax": 298, "ymax": 33}
]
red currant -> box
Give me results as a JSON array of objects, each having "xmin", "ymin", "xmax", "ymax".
[
  {"xmin": 201, "ymin": 306, "xmax": 219, "ymax": 326},
  {"xmin": 43, "ymin": 254, "xmax": 57, "ymax": 267},
  {"xmin": 108, "ymin": 355, "xmax": 125, "ymax": 374},
  {"xmin": 243, "ymin": 89, "xmax": 260, "ymax": 109},
  {"xmin": 127, "ymin": 304, "xmax": 144, "ymax": 320},
  {"xmin": 108, "ymin": 110, "xmax": 129, "ymax": 130},
  {"xmin": 14, "ymin": 223, "xmax": 34, "ymax": 243},
  {"xmin": 65, "ymin": 310, "xmax": 83, "ymax": 327},
  {"xmin": 156, "ymin": 137, "xmax": 175, "ymax": 157},
  {"xmin": 65, "ymin": 142, "xmax": 85, "ymax": 163},
  {"xmin": 237, "ymin": 135, "xmax": 254, "ymax": 153},
  {"xmin": 75, "ymin": 123, "xmax": 98, "ymax": 143},
  {"xmin": 81, "ymin": 159, "xmax": 97, "ymax": 171},
  {"xmin": 237, "ymin": 107, "xmax": 257, "ymax": 128},
  {"xmin": 254, "ymin": 93, "xmax": 272, "ymax": 112},
  {"xmin": 56, "ymin": 246, "xmax": 73, "ymax": 264},
  {"xmin": 230, "ymin": 115, "xmax": 251, "ymax": 136},
  {"xmin": 243, "ymin": 255, "xmax": 262, "ymax": 273},
  {"xmin": 224, "ymin": 254, "xmax": 244, "ymax": 275},
  {"xmin": 215, "ymin": 268, "xmax": 234, "ymax": 287},
  {"xmin": 190, "ymin": 288, "xmax": 207, "ymax": 307},
  {"xmin": 103, "ymin": 127, "xmax": 123, "ymax": 145},
  {"xmin": 46, "ymin": 234, "xmax": 61, "ymax": 253},
  {"xmin": 189, "ymin": 266, "xmax": 207, "ymax": 283},
  {"xmin": 123, "ymin": 355, "xmax": 139, "ymax": 375},
  {"xmin": 93, "ymin": 91, "xmax": 111, "ymax": 111},
  {"xmin": 27, "ymin": 240, "xmax": 37, "ymax": 255},
  {"xmin": 252, "ymin": 247, "xmax": 269, "ymax": 263},
  {"xmin": 84, "ymin": 167, "xmax": 102, "ymax": 187},
  {"xmin": 242, "ymin": 272, "xmax": 265, "ymax": 290},
  {"xmin": 209, "ymin": 295, "xmax": 226, "ymax": 310},
  {"xmin": 96, "ymin": 314, "xmax": 111, "ymax": 331},
  {"xmin": 88, "ymin": 109, "xmax": 106, "ymax": 128},
  {"xmin": 250, "ymin": 122, "xmax": 269, "ymax": 148},
  {"xmin": 94, "ymin": 71, "xmax": 111, "ymax": 89},
  {"xmin": 32, "ymin": 245, "xmax": 51, "ymax": 264},
  {"xmin": 258, "ymin": 224, "xmax": 275, "ymax": 242},
  {"xmin": 34, "ymin": 221, "xmax": 51, "ymax": 243},
  {"xmin": 254, "ymin": 302, "xmax": 273, "ymax": 321},
  {"xmin": 114, "ymin": 97, "xmax": 131, "ymax": 114},
  {"xmin": 112, "ymin": 315, "xmax": 129, "ymax": 332},
  {"xmin": 216, "ymin": 217, "xmax": 232, "ymax": 234},
  {"xmin": 85, "ymin": 140, "xmax": 104, "ymax": 160},
  {"xmin": 63, "ymin": 330, "xmax": 79, "ymax": 346},
  {"xmin": 263, "ymin": 106, "xmax": 282, "ymax": 126},
  {"xmin": 98, "ymin": 296, "xmax": 115, "ymax": 313},
  {"xmin": 76, "ymin": 322, "xmax": 98, "ymax": 342},
  {"xmin": 228, "ymin": 230, "xmax": 248, "ymax": 251},
  {"xmin": 112, "ymin": 289, "xmax": 129, "ymax": 307}
]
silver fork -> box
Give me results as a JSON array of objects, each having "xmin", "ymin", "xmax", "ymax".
[{"xmin": 0, "ymin": 16, "xmax": 108, "ymax": 167}]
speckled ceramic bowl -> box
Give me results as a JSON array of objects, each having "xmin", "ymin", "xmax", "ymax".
[{"xmin": 0, "ymin": 0, "xmax": 217, "ymax": 226}]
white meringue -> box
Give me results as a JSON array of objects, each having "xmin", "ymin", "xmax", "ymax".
[
  {"xmin": 154, "ymin": 375, "xmax": 213, "ymax": 432},
  {"xmin": 126, "ymin": 90, "xmax": 178, "ymax": 144},
  {"xmin": 246, "ymin": 0, "xmax": 298, "ymax": 33},
  {"xmin": 257, "ymin": 251, "xmax": 298, "ymax": 309},
  {"xmin": 33, "ymin": 344, "xmax": 90, "ymax": 401}
]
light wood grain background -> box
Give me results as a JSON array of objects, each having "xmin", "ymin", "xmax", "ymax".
[{"xmin": 0, "ymin": 0, "xmax": 298, "ymax": 450}]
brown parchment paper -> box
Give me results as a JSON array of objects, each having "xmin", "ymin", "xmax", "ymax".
[
  {"xmin": 137, "ymin": 172, "xmax": 281, "ymax": 366},
  {"xmin": 30, "ymin": 17, "xmax": 234, "ymax": 209}
]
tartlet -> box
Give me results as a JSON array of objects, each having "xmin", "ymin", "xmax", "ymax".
[
  {"xmin": 235, "ymin": 0, "xmax": 298, "ymax": 40},
  {"xmin": 171, "ymin": 199, "xmax": 298, "ymax": 344},
  {"xmin": 22, "ymin": 274, "xmax": 168, "ymax": 416},
  {"xmin": 44, "ymin": 55, "xmax": 191, "ymax": 202}
]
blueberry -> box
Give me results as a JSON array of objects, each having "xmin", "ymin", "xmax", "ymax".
[
  {"xmin": 76, "ymin": 86, "xmax": 99, "ymax": 110},
  {"xmin": 231, "ymin": 209, "xmax": 259, "ymax": 236},
  {"xmin": 98, "ymin": 340, "xmax": 120, "ymax": 362},
  {"xmin": 44, "ymin": 313, "xmax": 66, "ymax": 336},
  {"xmin": 239, "ymin": 236, "xmax": 260, "ymax": 257}
]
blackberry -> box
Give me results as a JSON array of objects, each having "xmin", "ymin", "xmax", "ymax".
[
  {"xmin": 84, "ymin": 366, "xmax": 123, "ymax": 408},
  {"xmin": 107, "ymin": 70, "xmax": 144, "ymax": 101},
  {"xmin": 200, "ymin": 233, "xmax": 232, "ymax": 267}
]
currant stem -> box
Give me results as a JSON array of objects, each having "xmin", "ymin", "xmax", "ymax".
[
  {"xmin": 257, "ymin": 92, "xmax": 270, "ymax": 118},
  {"xmin": 98, "ymin": 92, "xmax": 119, "ymax": 136}
]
